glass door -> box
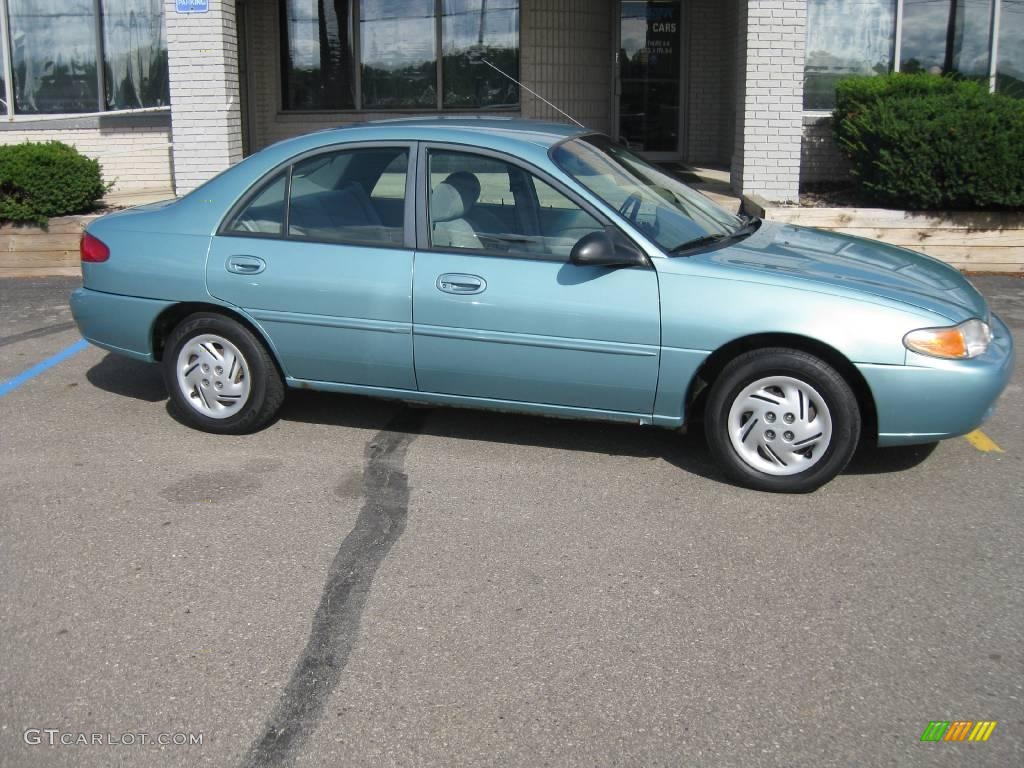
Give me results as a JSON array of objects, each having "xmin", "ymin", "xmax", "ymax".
[{"xmin": 617, "ymin": 0, "xmax": 683, "ymax": 157}]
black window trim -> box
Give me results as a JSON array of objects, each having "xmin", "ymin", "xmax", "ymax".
[
  {"xmin": 416, "ymin": 140, "xmax": 648, "ymax": 266},
  {"xmin": 216, "ymin": 140, "xmax": 419, "ymax": 252}
]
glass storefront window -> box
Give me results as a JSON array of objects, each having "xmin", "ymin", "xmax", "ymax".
[
  {"xmin": 997, "ymin": 0, "xmax": 1024, "ymax": 97},
  {"xmin": 618, "ymin": 0, "xmax": 682, "ymax": 153},
  {"xmin": 281, "ymin": 0, "xmax": 520, "ymax": 111},
  {"xmin": 804, "ymin": 0, "xmax": 897, "ymax": 109},
  {"xmin": 8, "ymin": 0, "xmax": 100, "ymax": 113},
  {"xmin": 103, "ymin": 0, "xmax": 169, "ymax": 109},
  {"xmin": 441, "ymin": 0, "xmax": 519, "ymax": 108},
  {"xmin": 360, "ymin": 0, "xmax": 437, "ymax": 109},
  {"xmin": 900, "ymin": 0, "xmax": 992, "ymax": 80},
  {"xmin": 282, "ymin": 0, "xmax": 356, "ymax": 110}
]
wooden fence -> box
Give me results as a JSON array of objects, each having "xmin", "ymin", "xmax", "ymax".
[
  {"xmin": 747, "ymin": 200, "xmax": 1023, "ymax": 274},
  {"xmin": 0, "ymin": 215, "xmax": 100, "ymax": 277}
]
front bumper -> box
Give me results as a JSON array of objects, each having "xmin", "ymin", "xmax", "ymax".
[
  {"xmin": 857, "ymin": 313, "xmax": 1015, "ymax": 447},
  {"xmin": 70, "ymin": 288, "xmax": 174, "ymax": 362}
]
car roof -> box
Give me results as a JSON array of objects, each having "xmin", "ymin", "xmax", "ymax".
[{"xmin": 302, "ymin": 117, "xmax": 590, "ymax": 151}]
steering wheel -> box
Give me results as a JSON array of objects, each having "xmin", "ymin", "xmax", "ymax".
[{"xmin": 618, "ymin": 193, "xmax": 642, "ymax": 224}]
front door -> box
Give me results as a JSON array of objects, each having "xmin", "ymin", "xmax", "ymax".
[
  {"xmin": 412, "ymin": 147, "xmax": 661, "ymax": 416},
  {"xmin": 207, "ymin": 143, "xmax": 417, "ymax": 388},
  {"xmin": 617, "ymin": 0, "xmax": 683, "ymax": 158}
]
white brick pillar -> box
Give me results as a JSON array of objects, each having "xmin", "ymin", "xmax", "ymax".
[
  {"xmin": 730, "ymin": 0, "xmax": 806, "ymax": 203},
  {"xmin": 164, "ymin": 1, "xmax": 244, "ymax": 196}
]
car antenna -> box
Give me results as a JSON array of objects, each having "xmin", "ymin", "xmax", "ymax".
[{"xmin": 468, "ymin": 48, "xmax": 585, "ymax": 128}]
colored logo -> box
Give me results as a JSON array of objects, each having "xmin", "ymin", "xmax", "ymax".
[{"xmin": 921, "ymin": 721, "xmax": 997, "ymax": 742}]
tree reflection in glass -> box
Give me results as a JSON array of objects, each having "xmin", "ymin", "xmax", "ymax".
[
  {"xmin": 103, "ymin": 0, "xmax": 169, "ymax": 110},
  {"xmin": 442, "ymin": 0, "xmax": 519, "ymax": 108},
  {"xmin": 284, "ymin": 0, "xmax": 356, "ymax": 110},
  {"xmin": 360, "ymin": 0, "xmax": 437, "ymax": 108},
  {"xmin": 900, "ymin": 0, "xmax": 992, "ymax": 81},
  {"xmin": 8, "ymin": 0, "xmax": 99, "ymax": 113}
]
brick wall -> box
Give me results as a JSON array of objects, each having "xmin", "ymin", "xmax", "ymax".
[
  {"xmin": 164, "ymin": 0, "xmax": 244, "ymax": 194},
  {"xmin": 731, "ymin": 0, "xmax": 806, "ymax": 202},
  {"xmin": 0, "ymin": 122, "xmax": 172, "ymax": 193},
  {"xmin": 800, "ymin": 114, "xmax": 850, "ymax": 185},
  {"xmin": 687, "ymin": 0, "xmax": 725, "ymax": 163},
  {"xmin": 686, "ymin": 0, "xmax": 740, "ymax": 166},
  {"xmin": 519, "ymin": 0, "xmax": 612, "ymax": 133}
]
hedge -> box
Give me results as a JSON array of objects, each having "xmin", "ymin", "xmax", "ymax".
[
  {"xmin": 832, "ymin": 73, "xmax": 1024, "ymax": 210},
  {"xmin": 0, "ymin": 141, "xmax": 108, "ymax": 225}
]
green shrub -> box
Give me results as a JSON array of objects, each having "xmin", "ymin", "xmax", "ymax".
[
  {"xmin": 0, "ymin": 141, "xmax": 109, "ymax": 225},
  {"xmin": 832, "ymin": 73, "xmax": 1024, "ymax": 210}
]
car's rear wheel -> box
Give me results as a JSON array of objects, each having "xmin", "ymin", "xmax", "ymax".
[
  {"xmin": 162, "ymin": 313, "xmax": 284, "ymax": 434},
  {"xmin": 704, "ymin": 348, "xmax": 861, "ymax": 492}
]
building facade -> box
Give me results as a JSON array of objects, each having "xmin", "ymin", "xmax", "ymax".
[{"xmin": 0, "ymin": 0, "xmax": 1019, "ymax": 202}]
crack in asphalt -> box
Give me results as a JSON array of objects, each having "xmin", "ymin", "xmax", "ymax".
[
  {"xmin": 0, "ymin": 321, "xmax": 75, "ymax": 349},
  {"xmin": 242, "ymin": 407, "xmax": 426, "ymax": 768}
]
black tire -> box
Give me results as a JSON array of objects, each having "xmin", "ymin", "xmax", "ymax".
[
  {"xmin": 704, "ymin": 348, "xmax": 861, "ymax": 493},
  {"xmin": 162, "ymin": 312, "xmax": 285, "ymax": 434}
]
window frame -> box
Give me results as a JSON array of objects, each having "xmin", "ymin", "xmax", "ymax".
[
  {"xmin": 0, "ymin": 0, "xmax": 170, "ymax": 119},
  {"xmin": 217, "ymin": 140, "xmax": 420, "ymax": 251},
  {"xmin": 279, "ymin": 0, "xmax": 521, "ymax": 114},
  {"xmin": 416, "ymin": 141, "xmax": 635, "ymax": 265}
]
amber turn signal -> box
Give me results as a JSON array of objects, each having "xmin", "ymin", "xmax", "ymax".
[{"xmin": 904, "ymin": 319, "xmax": 992, "ymax": 359}]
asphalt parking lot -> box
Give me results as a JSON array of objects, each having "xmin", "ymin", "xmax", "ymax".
[{"xmin": 1, "ymin": 275, "xmax": 1022, "ymax": 767}]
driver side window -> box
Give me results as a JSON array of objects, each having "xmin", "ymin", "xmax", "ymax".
[{"xmin": 427, "ymin": 150, "xmax": 603, "ymax": 259}]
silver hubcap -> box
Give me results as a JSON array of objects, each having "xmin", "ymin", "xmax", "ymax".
[
  {"xmin": 176, "ymin": 334, "xmax": 251, "ymax": 419},
  {"xmin": 727, "ymin": 375, "xmax": 833, "ymax": 476}
]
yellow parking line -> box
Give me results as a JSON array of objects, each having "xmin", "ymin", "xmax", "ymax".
[{"xmin": 965, "ymin": 430, "xmax": 1004, "ymax": 453}]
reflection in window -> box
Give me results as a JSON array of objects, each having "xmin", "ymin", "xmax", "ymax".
[
  {"xmin": 804, "ymin": 0, "xmax": 896, "ymax": 109},
  {"xmin": 103, "ymin": 0, "xmax": 169, "ymax": 109},
  {"xmin": 900, "ymin": 0, "xmax": 991, "ymax": 80},
  {"xmin": 8, "ymin": 0, "xmax": 99, "ymax": 113},
  {"xmin": 441, "ymin": 0, "xmax": 519, "ymax": 108},
  {"xmin": 997, "ymin": 0, "xmax": 1024, "ymax": 97},
  {"xmin": 282, "ymin": 0, "xmax": 356, "ymax": 110},
  {"xmin": 360, "ymin": 0, "xmax": 436, "ymax": 108}
]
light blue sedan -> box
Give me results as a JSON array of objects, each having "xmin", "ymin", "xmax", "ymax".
[{"xmin": 70, "ymin": 119, "xmax": 1013, "ymax": 492}]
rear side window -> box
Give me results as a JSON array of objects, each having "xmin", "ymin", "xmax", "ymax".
[
  {"xmin": 288, "ymin": 147, "xmax": 408, "ymax": 246},
  {"xmin": 224, "ymin": 173, "xmax": 287, "ymax": 235}
]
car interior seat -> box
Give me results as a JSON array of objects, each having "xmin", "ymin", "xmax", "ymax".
[
  {"xmin": 289, "ymin": 181, "xmax": 382, "ymax": 236},
  {"xmin": 431, "ymin": 174, "xmax": 485, "ymax": 249}
]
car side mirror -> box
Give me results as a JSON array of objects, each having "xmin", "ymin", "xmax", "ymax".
[{"xmin": 570, "ymin": 229, "xmax": 647, "ymax": 268}]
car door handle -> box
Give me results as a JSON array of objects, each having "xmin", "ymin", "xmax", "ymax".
[
  {"xmin": 226, "ymin": 255, "xmax": 266, "ymax": 275},
  {"xmin": 436, "ymin": 274, "xmax": 486, "ymax": 295}
]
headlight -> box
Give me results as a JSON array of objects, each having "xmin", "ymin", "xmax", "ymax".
[{"xmin": 904, "ymin": 318, "xmax": 992, "ymax": 359}]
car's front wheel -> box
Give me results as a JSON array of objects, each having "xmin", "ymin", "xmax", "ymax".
[
  {"xmin": 704, "ymin": 348, "xmax": 861, "ymax": 492},
  {"xmin": 162, "ymin": 313, "xmax": 284, "ymax": 434}
]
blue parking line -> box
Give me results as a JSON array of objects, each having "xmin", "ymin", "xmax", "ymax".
[{"xmin": 0, "ymin": 339, "xmax": 89, "ymax": 399}]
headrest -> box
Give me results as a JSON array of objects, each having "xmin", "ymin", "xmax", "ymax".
[{"xmin": 431, "ymin": 171, "xmax": 481, "ymax": 223}]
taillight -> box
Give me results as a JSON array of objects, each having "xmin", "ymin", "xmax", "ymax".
[{"xmin": 80, "ymin": 232, "xmax": 109, "ymax": 263}]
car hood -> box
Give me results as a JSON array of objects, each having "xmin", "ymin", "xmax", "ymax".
[{"xmin": 700, "ymin": 221, "xmax": 988, "ymax": 323}]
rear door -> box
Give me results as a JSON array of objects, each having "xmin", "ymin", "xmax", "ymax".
[
  {"xmin": 412, "ymin": 146, "xmax": 661, "ymax": 415},
  {"xmin": 207, "ymin": 142, "xmax": 417, "ymax": 388}
]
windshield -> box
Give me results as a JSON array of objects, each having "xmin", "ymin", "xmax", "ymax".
[{"xmin": 551, "ymin": 134, "xmax": 744, "ymax": 253}]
